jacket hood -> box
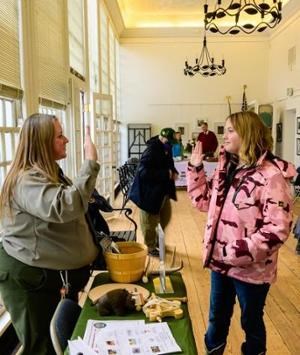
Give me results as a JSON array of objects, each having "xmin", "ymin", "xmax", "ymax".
[
  {"xmin": 218, "ymin": 146, "xmax": 296, "ymax": 180},
  {"xmin": 146, "ymin": 135, "xmax": 160, "ymax": 145},
  {"xmin": 146, "ymin": 135, "xmax": 171, "ymax": 148},
  {"xmin": 263, "ymin": 152, "xmax": 296, "ymax": 179}
]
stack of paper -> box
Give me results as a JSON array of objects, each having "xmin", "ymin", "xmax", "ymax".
[{"xmin": 68, "ymin": 319, "xmax": 182, "ymax": 355}]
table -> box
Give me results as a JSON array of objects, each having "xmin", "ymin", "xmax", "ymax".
[
  {"xmin": 69, "ymin": 272, "xmax": 197, "ymax": 355},
  {"xmin": 174, "ymin": 159, "xmax": 217, "ymax": 187}
]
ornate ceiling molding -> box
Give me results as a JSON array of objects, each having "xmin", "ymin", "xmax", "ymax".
[
  {"xmin": 103, "ymin": 0, "xmax": 125, "ymax": 37},
  {"xmin": 106, "ymin": 0, "xmax": 298, "ymax": 40}
]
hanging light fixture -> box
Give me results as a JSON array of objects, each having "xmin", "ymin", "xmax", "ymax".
[
  {"xmin": 204, "ymin": 0, "xmax": 282, "ymax": 35},
  {"xmin": 184, "ymin": 35, "xmax": 226, "ymax": 77}
]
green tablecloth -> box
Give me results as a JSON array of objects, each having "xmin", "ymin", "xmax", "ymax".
[{"xmin": 70, "ymin": 272, "xmax": 197, "ymax": 355}]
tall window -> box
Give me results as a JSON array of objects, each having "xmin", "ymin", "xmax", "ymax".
[
  {"xmin": 111, "ymin": 34, "xmax": 120, "ymax": 183},
  {"xmin": 0, "ymin": 98, "xmax": 21, "ymax": 187},
  {"xmin": 93, "ymin": 94, "xmax": 113, "ymax": 200},
  {"xmin": 0, "ymin": 0, "xmax": 23, "ymax": 187},
  {"xmin": 115, "ymin": 40, "xmax": 121, "ymax": 122},
  {"xmin": 100, "ymin": 4, "xmax": 109, "ymax": 95},
  {"xmin": 88, "ymin": 0, "xmax": 99, "ymax": 92},
  {"xmin": 109, "ymin": 24, "xmax": 116, "ymax": 115}
]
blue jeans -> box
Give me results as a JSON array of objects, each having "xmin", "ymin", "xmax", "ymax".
[{"xmin": 205, "ymin": 271, "xmax": 270, "ymax": 355}]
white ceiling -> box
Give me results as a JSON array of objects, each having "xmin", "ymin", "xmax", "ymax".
[
  {"xmin": 116, "ymin": 0, "xmax": 290, "ymax": 29},
  {"xmin": 117, "ymin": 0, "xmax": 204, "ymax": 28}
]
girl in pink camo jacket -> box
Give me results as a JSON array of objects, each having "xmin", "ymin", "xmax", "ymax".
[{"xmin": 187, "ymin": 111, "xmax": 296, "ymax": 355}]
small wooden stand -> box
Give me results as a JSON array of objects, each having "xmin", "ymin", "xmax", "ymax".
[
  {"xmin": 153, "ymin": 225, "xmax": 174, "ymax": 294},
  {"xmin": 153, "ymin": 275, "xmax": 174, "ymax": 294}
]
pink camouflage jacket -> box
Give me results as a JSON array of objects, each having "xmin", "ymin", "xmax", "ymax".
[{"xmin": 187, "ymin": 147, "xmax": 296, "ymax": 284}]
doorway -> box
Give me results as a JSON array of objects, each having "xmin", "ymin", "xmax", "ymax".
[{"xmin": 282, "ymin": 109, "xmax": 296, "ymax": 164}]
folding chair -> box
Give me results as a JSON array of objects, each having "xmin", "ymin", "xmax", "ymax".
[
  {"xmin": 293, "ymin": 167, "xmax": 300, "ymax": 204},
  {"xmin": 50, "ymin": 298, "xmax": 81, "ymax": 355},
  {"xmin": 117, "ymin": 162, "xmax": 138, "ymax": 209},
  {"xmin": 88, "ymin": 189, "xmax": 137, "ymax": 242},
  {"xmin": 294, "ymin": 185, "xmax": 300, "ymax": 204}
]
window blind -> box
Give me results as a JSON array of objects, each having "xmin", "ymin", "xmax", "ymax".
[
  {"xmin": 68, "ymin": 0, "xmax": 85, "ymax": 79},
  {"xmin": 38, "ymin": 97, "xmax": 66, "ymax": 111},
  {"xmin": 100, "ymin": 4, "xmax": 109, "ymax": 95},
  {"xmin": 115, "ymin": 40, "xmax": 120, "ymax": 121},
  {"xmin": 0, "ymin": 0, "xmax": 22, "ymax": 91},
  {"xmin": 88, "ymin": 0, "xmax": 99, "ymax": 92},
  {"xmin": 33, "ymin": 0, "xmax": 68, "ymax": 105},
  {"xmin": 109, "ymin": 25, "xmax": 116, "ymax": 117},
  {"xmin": 0, "ymin": 84, "xmax": 23, "ymax": 100}
]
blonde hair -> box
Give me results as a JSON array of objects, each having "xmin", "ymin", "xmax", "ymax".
[
  {"xmin": 227, "ymin": 111, "xmax": 273, "ymax": 165},
  {"xmin": 0, "ymin": 113, "xmax": 60, "ymax": 217}
]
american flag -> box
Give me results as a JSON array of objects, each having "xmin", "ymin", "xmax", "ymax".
[
  {"xmin": 241, "ymin": 85, "xmax": 248, "ymax": 112},
  {"xmin": 226, "ymin": 96, "xmax": 232, "ymax": 115}
]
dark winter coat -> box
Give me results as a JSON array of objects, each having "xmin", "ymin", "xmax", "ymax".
[{"xmin": 129, "ymin": 136, "xmax": 177, "ymax": 214}]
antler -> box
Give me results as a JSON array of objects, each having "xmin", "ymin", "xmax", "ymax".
[{"xmin": 147, "ymin": 260, "xmax": 184, "ymax": 276}]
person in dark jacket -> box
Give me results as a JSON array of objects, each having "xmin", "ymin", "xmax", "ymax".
[{"xmin": 129, "ymin": 128, "xmax": 178, "ymax": 256}]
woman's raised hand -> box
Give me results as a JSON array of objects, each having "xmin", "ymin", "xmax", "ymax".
[
  {"xmin": 84, "ymin": 125, "xmax": 98, "ymax": 161},
  {"xmin": 190, "ymin": 141, "xmax": 204, "ymax": 167}
]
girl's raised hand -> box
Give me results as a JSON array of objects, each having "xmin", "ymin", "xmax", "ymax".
[
  {"xmin": 84, "ymin": 125, "xmax": 98, "ymax": 161},
  {"xmin": 190, "ymin": 141, "xmax": 204, "ymax": 167}
]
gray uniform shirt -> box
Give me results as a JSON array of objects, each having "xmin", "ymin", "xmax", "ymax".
[{"xmin": 1, "ymin": 160, "xmax": 100, "ymax": 270}]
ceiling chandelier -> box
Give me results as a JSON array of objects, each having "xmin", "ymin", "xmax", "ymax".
[
  {"xmin": 184, "ymin": 35, "xmax": 226, "ymax": 77},
  {"xmin": 204, "ymin": 0, "xmax": 282, "ymax": 35}
]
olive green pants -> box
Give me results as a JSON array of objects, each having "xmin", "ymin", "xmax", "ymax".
[
  {"xmin": 0, "ymin": 244, "xmax": 90, "ymax": 355},
  {"xmin": 139, "ymin": 197, "xmax": 172, "ymax": 250}
]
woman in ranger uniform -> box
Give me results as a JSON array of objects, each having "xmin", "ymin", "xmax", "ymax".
[{"xmin": 0, "ymin": 113, "xmax": 99, "ymax": 355}]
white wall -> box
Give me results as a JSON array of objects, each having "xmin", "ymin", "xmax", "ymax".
[
  {"xmin": 119, "ymin": 4, "xmax": 300, "ymax": 166},
  {"xmin": 268, "ymin": 14, "xmax": 300, "ymax": 101},
  {"xmin": 119, "ymin": 36, "xmax": 269, "ymax": 160},
  {"xmin": 268, "ymin": 8, "xmax": 300, "ymax": 167},
  {"xmin": 282, "ymin": 109, "xmax": 296, "ymax": 162}
]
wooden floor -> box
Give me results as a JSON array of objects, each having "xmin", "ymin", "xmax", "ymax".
[{"xmin": 108, "ymin": 190, "xmax": 300, "ymax": 355}]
